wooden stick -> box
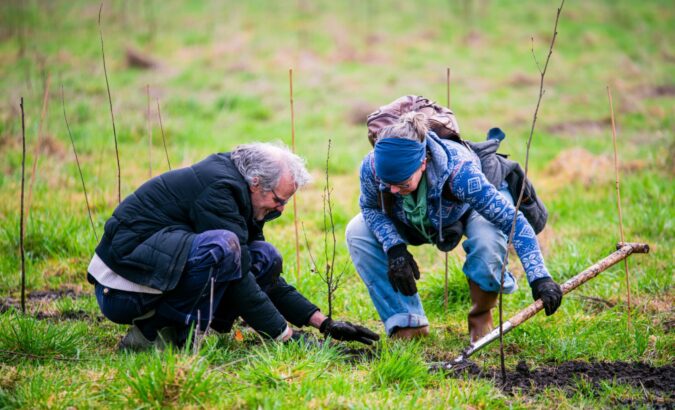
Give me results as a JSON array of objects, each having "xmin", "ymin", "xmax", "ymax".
[
  {"xmin": 156, "ymin": 99, "xmax": 172, "ymax": 170},
  {"xmin": 289, "ymin": 68, "xmax": 301, "ymax": 283},
  {"xmin": 444, "ymin": 242, "xmax": 649, "ymax": 369},
  {"xmin": 446, "ymin": 67, "xmax": 451, "ymax": 110},
  {"xmin": 146, "ymin": 85, "xmax": 152, "ymax": 178},
  {"xmin": 607, "ymin": 85, "xmax": 632, "ymax": 327},
  {"xmin": 99, "ymin": 2, "xmax": 121, "ymax": 203},
  {"xmin": 62, "ymin": 85, "xmax": 98, "ymax": 242},
  {"xmin": 19, "ymin": 97, "xmax": 27, "ymax": 314},
  {"xmin": 498, "ymin": 0, "xmax": 566, "ymax": 382},
  {"xmin": 26, "ymin": 72, "xmax": 52, "ymax": 218}
]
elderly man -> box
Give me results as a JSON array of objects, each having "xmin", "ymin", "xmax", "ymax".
[{"xmin": 88, "ymin": 142, "xmax": 379, "ymax": 349}]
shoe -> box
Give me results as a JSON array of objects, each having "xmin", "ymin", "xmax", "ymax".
[
  {"xmin": 118, "ymin": 325, "xmax": 177, "ymax": 352},
  {"xmin": 390, "ymin": 325, "xmax": 429, "ymax": 340},
  {"xmin": 467, "ymin": 280, "xmax": 499, "ymax": 344}
]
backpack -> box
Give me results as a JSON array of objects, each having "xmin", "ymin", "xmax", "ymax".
[{"xmin": 366, "ymin": 95, "xmax": 548, "ymax": 241}]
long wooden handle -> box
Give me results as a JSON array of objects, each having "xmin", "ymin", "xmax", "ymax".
[
  {"xmin": 448, "ymin": 242, "xmax": 649, "ymax": 366},
  {"xmin": 509, "ymin": 242, "xmax": 648, "ymax": 327}
]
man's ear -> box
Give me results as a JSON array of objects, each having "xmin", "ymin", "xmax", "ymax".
[{"xmin": 249, "ymin": 177, "xmax": 261, "ymax": 193}]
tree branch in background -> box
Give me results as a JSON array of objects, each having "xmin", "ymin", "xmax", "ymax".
[
  {"xmin": 19, "ymin": 97, "xmax": 27, "ymax": 314},
  {"xmin": 498, "ymin": 0, "xmax": 565, "ymax": 383},
  {"xmin": 156, "ymin": 99, "xmax": 172, "ymax": 170},
  {"xmin": 607, "ymin": 85, "xmax": 632, "ymax": 327},
  {"xmin": 26, "ymin": 72, "xmax": 52, "ymax": 219},
  {"xmin": 99, "ymin": 1, "xmax": 121, "ymax": 203},
  {"xmin": 61, "ymin": 85, "xmax": 98, "ymax": 243}
]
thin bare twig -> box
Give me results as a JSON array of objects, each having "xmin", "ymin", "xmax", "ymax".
[
  {"xmin": 19, "ymin": 97, "xmax": 27, "ymax": 314},
  {"xmin": 156, "ymin": 98, "xmax": 172, "ymax": 170},
  {"xmin": 498, "ymin": 0, "xmax": 565, "ymax": 383},
  {"xmin": 99, "ymin": 2, "xmax": 121, "ymax": 203},
  {"xmin": 26, "ymin": 72, "xmax": 52, "ymax": 218},
  {"xmin": 607, "ymin": 85, "xmax": 632, "ymax": 327},
  {"xmin": 62, "ymin": 85, "xmax": 98, "ymax": 242},
  {"xmin": 444, "ymin": 66, "xmax": 451, "ymax": 312},
  {"xmin": 321, "ymin": 139, "xmax": 343, "ymax": 318},
  {"xmin": 146, "ymin": 85, "xmax": 152, "ymax": 178},
  {"xmin": 289, "ymin": 68, "xmax": 301, "ymax": 284}
]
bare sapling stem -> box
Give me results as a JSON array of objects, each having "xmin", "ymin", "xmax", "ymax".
[
  {"xmin": 146, "ymin": 85, "xmax": 152, "ymax": 178},
  {"xmin": 498, "ymin": 0, "xmax": 565, "ymax": 383},
  {"xmin": 26, "ymin": 72, "xmax": 52, "ymax": 218},
  {"xmin": 323, "ymin": 139, "xmax": 342, "ymax": 318},
  {"xmin": 62, "ymin": 85, "xmax": 98, "ymax": 242},
  {"xmin": 289, "ymin": 68, "xmax": 301, "ymax": 283},
  {"xmin": 19, "ymin": 97, "xmax": 27, "ymax": 314},
  {"xmin": 607, "ymin": 85, "xmax": 632, "ymax": 327},
  {"xmin": 156, "ymin": 99, "xmax": 172, "ymax": 170},
  {"xmin": 444, "ymin": 66, "xmax": 451, "ymax": 311},
  {"xmin": 99, "ymin": 2, "xmax": 121, "ymax": 204}
]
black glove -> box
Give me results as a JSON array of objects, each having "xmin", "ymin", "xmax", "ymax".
[
  {"xmin": 531, "ymin": 277, "xmax": 563, "ymax": 316},
  {"xmin": 387, "ymin": 244, "xmax": 421, "ymax": 296},
  {"xmin": 319, "ymin": 318, "xmax": 380, "ymax": 345}
]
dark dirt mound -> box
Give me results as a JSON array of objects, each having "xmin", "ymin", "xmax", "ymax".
[{"xmin": 437, "ymin": 359, "xmax": 674, "ymax": 404}]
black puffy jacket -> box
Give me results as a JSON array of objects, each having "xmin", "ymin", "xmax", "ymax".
[{"xmin": 96, "ymin": 152, "xmax": 265, "ymax": 291}]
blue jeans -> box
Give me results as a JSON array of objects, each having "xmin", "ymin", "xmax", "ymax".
[
  {"xmin": 94, "ymin": 230, "xmax": 281, "ymax": 340},
  {"xmin": 346, "ymin": 188, "xmax": 517, "ymax": 336}
]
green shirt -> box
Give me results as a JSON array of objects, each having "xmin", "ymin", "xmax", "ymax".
[{"xmin": 401, "ymin": 173, "xmax": 434, "ymax": 243}]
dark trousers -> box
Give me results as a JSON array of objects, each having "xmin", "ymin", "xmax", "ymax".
[{"xmin": 93, "ymin": 230, "xmax": 282, "ymax": 341}]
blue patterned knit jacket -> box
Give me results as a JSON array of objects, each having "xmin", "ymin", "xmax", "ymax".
[{"xmin": 359, "ymin": 132, "xmax": 551, "ymax": 285}]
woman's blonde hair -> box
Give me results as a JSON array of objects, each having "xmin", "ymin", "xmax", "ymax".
[{"xmin": 378, "ymin": 111, "xmax": 429, "ymax": 142}]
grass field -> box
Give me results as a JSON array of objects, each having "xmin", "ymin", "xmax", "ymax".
[{"xmin": 0, "ymin": 0, "xmax": 673, "ymax": 408}]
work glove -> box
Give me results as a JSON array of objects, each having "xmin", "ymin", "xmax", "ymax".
[
  {"xmin": 386, "ymin": 244, "xmax": 421, "ymax": 296},
  {"xmin": 319, "ymin": 318, "xmax": 380, "ymax": 345},
  {"xmin": 531, "ymin": 277, "xmax": 563, "ymax": 316}
]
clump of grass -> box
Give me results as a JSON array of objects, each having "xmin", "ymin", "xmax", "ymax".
[
  {"xmin": 370, "ymin": 340, "xmax": 430, "ymax": 390},
  {"xmin": 240, "ymin": 338, "xmax": 342, "ymax": 389},
  {"xmin": 0, "ymin": 311, "xmax": 87, "ymax": 362},
  {"xmin": 113, "ymin": 347, "xmax": 218, "ymax": 408}
]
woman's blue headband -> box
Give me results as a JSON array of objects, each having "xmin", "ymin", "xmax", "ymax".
[{"xmin": 374, "ymin": 138, "xmax": 426, "ymax": 184}]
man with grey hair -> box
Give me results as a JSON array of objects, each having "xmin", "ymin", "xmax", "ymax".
[{"xmin": 87, "ymin": 142, "xmax": 379, "ymax": 349}]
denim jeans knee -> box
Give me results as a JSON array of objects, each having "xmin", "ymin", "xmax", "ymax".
[
  {"xmin": 185, "ymin": 230, "xmax": 242, "ymax": 283},
  {"xmin": 248, "ymin": 241, "xmax": 283, "ymax": 289},
  {"xmin": 462, "ymin": 187, "xmax": 518, "ymax": 294},
  {"xmin": 346, "ymin": 214, "xmax": 428, "ymax": 336}
]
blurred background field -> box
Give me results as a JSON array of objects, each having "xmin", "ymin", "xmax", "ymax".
[{"xmin": 0, "ymin": 0, "xmax": 673, "ymax": 408}]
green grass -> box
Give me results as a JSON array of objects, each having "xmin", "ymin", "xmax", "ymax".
[{"xmin": 0, "ymin": 0, "xmax": 673, "ymax": 408}]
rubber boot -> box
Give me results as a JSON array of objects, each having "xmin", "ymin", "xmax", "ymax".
[{"xmin": 468, "ymin": 280, "xmax": 499, "ymax": 344}]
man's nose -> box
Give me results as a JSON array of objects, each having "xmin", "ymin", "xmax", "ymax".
[
  {"xmin": 275, "ymin": 204, "xmax": 285, "ymax": 212},
  {"xmin": 390, "ymin": 186, "xmax": 400, "ymax": 194}
]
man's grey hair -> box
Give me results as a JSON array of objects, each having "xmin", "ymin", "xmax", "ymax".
[{"xmin": 231, "ymin": 142, "xmax": 312, "ymax": 191}]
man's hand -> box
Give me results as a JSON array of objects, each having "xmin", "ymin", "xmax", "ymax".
[
  {"xmin": 531, "ymin": 277, "xmax": 563, "ymax": 316},
  {"xmin": 387, "ymin": 244, "xmax": 420, "ymax": 296},
  {"xmin": 319, "ymin": 318, "xmax": 380, "ymax": 345}
]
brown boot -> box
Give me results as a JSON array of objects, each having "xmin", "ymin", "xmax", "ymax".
[
  {"xmin": 467, "ymin": 280, "xmax": 498, "ymax": 343},
  {"xmin": 390, "ymin": 326, "xmax": 430, "ymax": 340}
]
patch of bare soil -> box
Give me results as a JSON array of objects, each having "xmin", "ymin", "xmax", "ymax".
[
  {"xmin": 347, "ymin": 101, "xmax": 375, "ymax": 126},
  {"xmin": 438, "ymin": 359, "xmax": 674, "ymax": 406},
  {"xmin": 543, "ymin": 148, "xmax": 645, "ymax": 188},
  {"xmin": 0, "ymin": 288, "xmax": 88, "ymax": 315},
  {"xmin": 546, "ymin": 118, "xmax": 610, "ymax": 136},
  {"xmin": 632, "ymin": 84, "xmax": 675, "ymax": 99}
]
